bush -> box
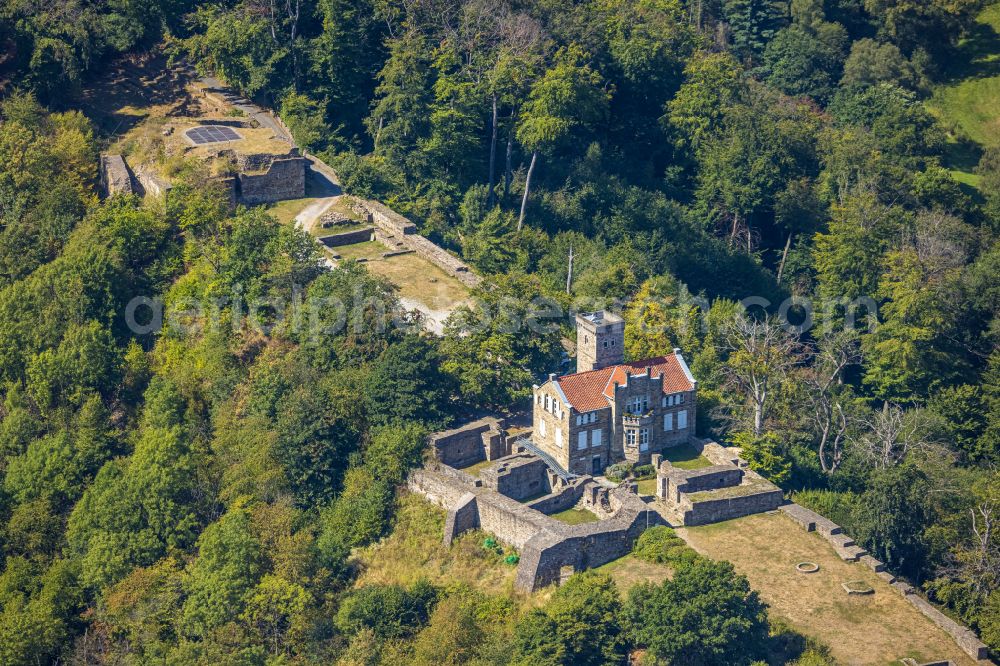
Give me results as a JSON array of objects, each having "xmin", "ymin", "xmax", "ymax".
[
  {"xmin": 605, "ymin": 462, "xmax": 632, "ymax": 482},
  {"xmin": 633, "ymin": 464, "xmax": 655, "ymax": 479},
  {"xmin": 792, "ymin": 489, "xmax": 858, "ymax": 533},
  {"xmin": 335, "ymin": 580, "xmax": 438, "ymax": 640},
  {"xmin": 632, "ymin": 526, "xmax": 700, "ymax": 567}
]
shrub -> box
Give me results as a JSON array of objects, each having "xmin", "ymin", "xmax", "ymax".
[
  {"xmin": 633, "ymin": 464, "xmax": 655, "ymax": 479},
  {"xmin": 605, "ymin": 462, "xmax": 632, "ymax": 482},
  {"xmin": 792, "ymin": 489, "xmax": 858, "ymax": 533},
  {"xmin": 632, "ymin": 526, "xmax": 700, "ymax": 567},
  {"xmin": 335, "ymin": 579, "xmax": 438, "ymax": 640}
]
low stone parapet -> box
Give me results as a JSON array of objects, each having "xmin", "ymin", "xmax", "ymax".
[{"xmin": 781, "ymin": 500, "xmax": 991, "ymax": 663}]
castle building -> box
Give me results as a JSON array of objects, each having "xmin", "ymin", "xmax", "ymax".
[{"xmin": 532, "ymin": 311, "xmax": 697, "ymax": 476}]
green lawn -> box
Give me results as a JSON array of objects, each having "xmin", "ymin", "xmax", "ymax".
[
  {"xmin": 636, "ymin": 478, "xmax": 658, "ymax": 497},
  {"xmin": 927, "ymin": 2, "xmax": 1000, "ymax": 186},
  {"xmin": 457, "ymin": 458, "xmax": 495, "ymax": 477},
  {"xmin": 550, "ymin": 507, "xmax": 600, "ymax": 524},
  {"xmin": 661, "ymin": 444, "xmax": 713, "ymax": 470},
  {"xmin": 266, "ymin": 197, "xmax": 318, "ymax": 225}
]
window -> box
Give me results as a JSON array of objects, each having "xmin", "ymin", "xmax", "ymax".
[
  {"xmin": 592, "ymin": 429, "xmax": 602, "ymax": 446},
  {"xmin": 603, "ymin": 340, "xmax": 609, "ymax": 348},
  {"xmin": 679, "ymin": 393, "xmax": 684, "ymax": 404},
  {"xmin": 539, "ymin": 420, "xmax": 546, "ymax": 437},
  {"xmin": 640, "ymin": 428, "xmax": 649, "ymax": 451},
  {"xmin": 575, "ymin": 415, "xmax": 581, "ymax": 426},
  {"xmin": 664, "ymin": 413, "xmax": 673, "ymax": 431},
  {"xmin": 544, "ymin": 395, "xmax": 550, "ymax": 410},
  {"xmin": 591, "ymin": 412, "xmax": 598, "ymax": 424},
  {"xmin": 678, "ymin": 410, "xmax": 688, "ymax": 429},
  {"xmin": 661, "ymin": 396, "xmax": 666, "ymax": 408},
  {"xmin": 610, "ymin": 339, "xmax": 616, "ymax": 347},
  {"xmin": 555, "ymin": 428, "xmax": 563, "ymax": 448},
  {"xmin": 626, "ymin": 395, "xmax": 649, "ymax": 414},
  {"xmin": 626, "ymin": 430, "xmax": 636, "ymax": 447},
  {"xmin": 578, "ymin": 431, "xmax": 587, "ymax": 450}
]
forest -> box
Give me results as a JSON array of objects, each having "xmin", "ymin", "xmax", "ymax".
[{"xmin": 0, "ymin": 0, "xmax": 998, "ymax": 663}]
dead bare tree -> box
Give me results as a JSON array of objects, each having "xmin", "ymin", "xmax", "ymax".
[
  {"xmin": 853, "ymin": 402, "xmax": 933, "ymax": 469},
  {"xmin": 723, "ymin": 314, "xmax": 803, "ymax": 436},
  {"xmin": 804, "ymin": 331, "xmax": 862, "ymax": 474}
]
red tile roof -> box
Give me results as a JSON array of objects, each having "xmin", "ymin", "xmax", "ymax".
[{"xmin": 554, "ymin": 354, "xmax": 695, "ymax": 412}]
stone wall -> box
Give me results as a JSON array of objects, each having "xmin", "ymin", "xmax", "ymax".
[
  {"xmin": 515, "ymin": 487, "xmax": 660, "ymax": 592},
  {"xmin": 99, "ymin": 154, "xmax": 134, "ymax": 197},
  {"xmin": 132, "ymin": 164, "xmax": 173, "ymax": 199},
  {"xmin": 525, "ymin": 477, "xmax": 589, "ymax": 514},
  {"xmin": 480, "ymin": 454, "xmax": 551, "ymax": 501},
  {"xmin": 350, "ymin": 197, "xmax": 483, "ymax": 289},
  {"xmin": 664, "ymin": 465, "xmax": 743, "ymax": 500},
  {"xmin": 655, "ymin": 446, "xmax": 783, "ymax": 526},
  {"xmin": 442, "ymin": 493, "xmax": 480, "ymax": 545},
  {"xmin": 778, "ymin": 503, "xmax": 990, "ymax": 662},
  {"xmin": 429, "ymin": 417, "xmax": 506, "ymax": 468},
  {"xmin": 678, "ymin": 483, "xmax": 783, "ymax": 526},
  {"xmin": 409, "ymin": 463, "xmax": 661, "ymax": 592},
  {"xmin": 238, "ymin": 156, "xmax": 307, "ymax": 205},
  {"xmin": 319, "ymin": 227, "xmax": 374, "ymax": 247}
]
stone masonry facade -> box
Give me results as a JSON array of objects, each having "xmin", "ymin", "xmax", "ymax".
[{"xmin": 532, "ymin": 311, "xmax": 697, "ymax": 476}]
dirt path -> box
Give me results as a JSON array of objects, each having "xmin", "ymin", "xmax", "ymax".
[{"xmin": 294, "ymin": 197, "xmax": 338, "ymax": 234}]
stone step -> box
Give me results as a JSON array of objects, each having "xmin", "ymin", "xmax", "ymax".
[
  {"xmin": 860, "ymin": 555, "xmax": 886, "ymax": 573},
  {"xmin": 877, "ymin": 570, "xmax": 897, "ymax": 585},
  {"xmin": 815, "ymin": 517, "xmax": 843, "ymax": 536},
  {"xmin": 835, "ymin": 544, "xmax": 866, "ymax": 562},
  {"xmin": 779, "ymin": 503, "xmax": 817, "ymax": 531},
  {"xmin": 829, "ymin": 533, "xmax": 856, "ymax": 548}
]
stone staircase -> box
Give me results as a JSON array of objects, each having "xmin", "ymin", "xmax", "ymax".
[{"xmin": 515, "ymin": 439, "xmax": 575, "ymax": 482}]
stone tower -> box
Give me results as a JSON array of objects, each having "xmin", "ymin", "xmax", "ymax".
[{"xmin": 576, "ymin": 311, "xmax": 625, "ymax": 373}]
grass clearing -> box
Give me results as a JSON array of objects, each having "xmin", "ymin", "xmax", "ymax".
[
  {"xmin": 549, "ymin": 507, "xmax": 600, "ymax": 524},
  {"xmin": 267, "ymin": 197, "xmax": 319, "ymax": 226},
  {"xmin": 662, "ymin": 444, "xmax": 713, "ymax": 470},
  {"xmin": 595, "ymin": 555, "xmax": 673, "ymax": 592},
  {"xmin": 333, "ymin": 240, "xmax": 471, "ymax": 311},
  {"xmin": 355, "ymin": 492, "xmax": 527, "ymax": 600},
  {"xmin": 927, "ymin": 3, "xmax": 1000, "ymax": 185},
  {"xmin": 682, "ymin": 512, "xmax": 976, "ymax": 666}
]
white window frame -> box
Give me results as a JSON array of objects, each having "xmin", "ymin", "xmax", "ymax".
[
  {"xmin": 555, "ymin": 427, "xmax": 563, "ymax": 448},
  {"xmin": 640, "ymin": 428, "xmax": 649, "ymax": 451},
  {"xmin": 578, "ymin": 431, "xmax": 588, "ymax": 450},
  {"xmin": 592, "ymin": 429, "xmax": 602, "ymax": 447},
  {"xmin": 540, "ymin": 420, "xmax": 546, "ymax": 437},
  {"xmin": 664, "ymin": 413, "xmax": 673, "ymax": 431},
  {"xmin": 678, "ymin": 410, "xmax": 688, "ymax": 429}
]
